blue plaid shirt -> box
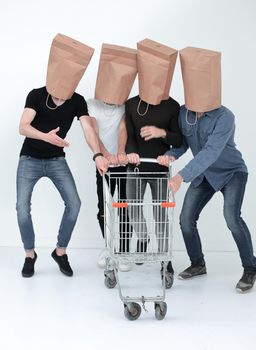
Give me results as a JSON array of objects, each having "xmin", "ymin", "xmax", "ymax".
[{"xmin": 167, "ymin": 105, "xmax": 247, "ymax": 191}]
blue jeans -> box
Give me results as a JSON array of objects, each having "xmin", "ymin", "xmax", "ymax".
[
  {"xmin": 180, "ymin": 172, "xmax": 256, "ymax": 269},
  {"xmin": 16, "ymin": 156, "xmax": 81, "ymax": 250}
]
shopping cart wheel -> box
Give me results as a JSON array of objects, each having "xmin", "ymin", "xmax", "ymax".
[
  {"xmin": 155, "ymin": 302, "xmax": 167, "ymax": 320},
  {"xmin": 104, "ymin": 274, "xmax": 117, "ymax": 289},
  {"xmin": 124, "ymin": 303, "xmax": 141, "ymax": 321},
  {"xmin": 165, "ymin": 272, "xmax": 174, "ymax": 289}
]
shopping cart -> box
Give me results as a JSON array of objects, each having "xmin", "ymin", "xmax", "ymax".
[{"xmin": 103, "ymin": 158, "xmax": 175, "ymax": 320}]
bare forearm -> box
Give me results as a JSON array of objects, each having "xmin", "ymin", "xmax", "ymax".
[
  {"xmin": 118, "ymin": 128, "xmax": 127, "ymax": 154},
  {"xmin": 19, "ymin": 124, "xmax": 47, "ymax": 142},
  {"xmin": 81, "ymin": 122, "xmax": 101, "ymax": 154},
  {"xmin": 98, "ymin": 139, "xmax": 110, "ymax": 157}
]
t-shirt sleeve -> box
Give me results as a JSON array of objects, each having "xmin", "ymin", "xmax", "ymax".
[
  {"xmin": 76, "ymin": 96, "xmax": 89, "ymax": 119},
  {"xmin": 24, "ymin": 89, "xmax": 38, "ymax": 111}
]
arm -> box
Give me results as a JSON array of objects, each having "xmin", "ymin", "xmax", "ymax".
[
  {"xmin": 117, "ymin": 116, "xmax": 128, "ymax": 165},
  {"xmin": 90, "ymin": 116, "xmax": 110, "ymax": 157},
  {"xmin": 125, "ymin": 103, "xmax": 138, "ymax": 154},
  {"xmin": 140, "ymin": 103, "xmax": 183, "ymax": 147},
  {"xmin": 80, "ymin": 115, "xmax": 109, "ymax": 174},
  {"xmin": 90, "ymin": 116, "xmax": 119, "ymax": 165},
  {"xmin": 166, "ymin": 138, "xmax": 189, "ymax": 159},
  {"xmin": 19, "ymin": 108, "xmax": 69, "ymax": 147},
  {"xmin": 179, "ymin": 112, "xmax": 235, "ymax": 183},
  {"xmin": 163, "ymin": 106, "xmax": 183, "ymax": 147},
  {"xmin": 125, "ymin": 103, "xmax": 140, "ymax": 164}
]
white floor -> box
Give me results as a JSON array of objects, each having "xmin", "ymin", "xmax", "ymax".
[{"xmin": 1, "ymin": 248, "xmax": 255, "ymax": 350}]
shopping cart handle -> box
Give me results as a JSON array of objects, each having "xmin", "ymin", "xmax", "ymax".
[
  {"xmin": 139, "ymin": 158, "xmax": 158, "ymax": 163},
  {"xmin": 108, "ymin": 157, "xmax": 171, "ymax": 168},
  {"xmin": 108, "ymin": 157, "xmax": 158, "ymax": 168},
  {"xmin": 140, "ymin": 158, "xmax": 172, "ymax": 167}
]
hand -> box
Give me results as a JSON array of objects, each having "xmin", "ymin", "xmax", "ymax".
[
  {"xmin": 44, "ymin": 127, "xmax": 69, "ymax": 147},
  {"xmin": 95, "ymin": 156, "xmax": 109, "ymax": 175},
  {"xmin": 106, "ymin": 154, "xmax": 119, "ymax": 166},
  {"xmin": 157, "ymin": 155, "xmax": 176, "ymax": 167},
  {"xmin": 168, "ymin": 173, "xmax": 183, "ymax": 194},
  {"xmin": 140, "ymin": 126, "xmax": 166, "ymax": 141},
  {"xmin": 127, "ymin": 153, "xmax": 140, "ymax": 165},
  {"xmin": 117, "ymin": 153, "xmax": 128, "ymax": 166}
]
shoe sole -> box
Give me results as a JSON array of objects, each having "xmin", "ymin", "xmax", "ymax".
[
  {"xmin": 236, "ymin": 287, "xmax": 253, "ymax": 293},
  {"xmin": 52, "ymin": 255, "xmax": 73, "ymax": 277},
  {"xmin": 119, "ymin": 266, "xmax": 133, "ymax": 272},
  {"xmin": 97, "ymin": 263, "xmax": 107, "ymax": 269},
  {"xmin": 178, "ymin": 272, "xmax": 207, "ymax": 280},
  {"xmin": 22, "ymin": 272, "xmax": 34, "ymax": 278}
]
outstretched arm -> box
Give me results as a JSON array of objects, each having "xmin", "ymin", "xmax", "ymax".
[
  {"xmin": 90, "ymin": 116, "xmax": 119, "ymax": 165},
  {"xmin": 19, "ymin": 107, "xmax": 69, "ymax": 147},
  {"xmin": 117, "ymin": 115, "xmax": 128, "ymax": 165},
  {"xmin": 80, "ymin": 115, "xmax": 109, "ymax": 174}
]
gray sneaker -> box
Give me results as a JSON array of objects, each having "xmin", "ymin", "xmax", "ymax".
[
  {"xmin": 178, "ymin": 265, "xmax": 207, "ymax": 280},
  {"xmin": 236, "ymin": 269, "xmax": 256, "ymax": 292}
]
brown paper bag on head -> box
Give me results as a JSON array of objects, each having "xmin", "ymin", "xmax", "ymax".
[
  {"xmin": 137, "ymin": 38, "xmax": 178, "ymax": 105},
  {"xmin": 179, "ymin": 47, "xmax": 221, "ymax": 112},
  {"xmin": 46, "ymin": 33, "xmax": 95, "ymax": 100},
  {"xmin": 95, "ymin": 44, "xmax": 137, "ymax": 105}
]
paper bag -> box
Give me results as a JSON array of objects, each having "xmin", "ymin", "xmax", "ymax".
[
  {"xmin": 46, "ymin": 33, "xmax": 94, "ymax": 100},
  {"xmin": 179, "ymin": 47, "xmax": 221, "ymax": 112},
  {"xmin": 95, "ymin": 43, "xmax": 137, "ymax": 105},
  {"xmin": 137, "ymin": 38, "xmax": 178, "ymax": 105}
]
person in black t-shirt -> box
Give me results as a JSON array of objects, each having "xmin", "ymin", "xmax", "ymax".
[
  {"xmin": 125, "ymin": 95, "xmax": 182, "ymax": 274},
  {"xmin": 17, "ymin": 86, "xmax": 108, "ymax": 278}
]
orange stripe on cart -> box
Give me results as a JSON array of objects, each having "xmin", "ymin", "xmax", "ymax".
[
  {"xmin": 161, "ymin": 202, "xmax": 176, "ymax": 208},
  {"xmin": 112, "ymin": 202, "xmax": 128, "ymax": 208}
]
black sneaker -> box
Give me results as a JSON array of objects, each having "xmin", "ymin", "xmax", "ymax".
[
  {"xmin": 178, "ymin": 264, "xmax": 206, "ymax": 280},
  {"xmin": 135, "ymin": 240, "xmax": 148, "ymax": 265},
  {"xmin": 22, "ymin": 252, "xmax": 37, "ymax": 277},
  {"xmin": 236, "ymin": 268, "xmax": 256, "ymax": 292},
  {"xmin": 51, "ymin": 249, "xmax": 73, "ymax": 277}
]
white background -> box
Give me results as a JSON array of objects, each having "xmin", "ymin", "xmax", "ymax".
[{"xmin": 0, "ymin": 0, "xmax": 255, "ymax": 256}]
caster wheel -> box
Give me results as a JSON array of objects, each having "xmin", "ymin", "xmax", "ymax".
[
  {"xmin": 104, "ymin": 275, "xmax": 117, "ymax": 289},
  {"xmin": 155, "ymin": 302, "xmax": 167, "ymax": 320},
  {"xmin": 124, "ymin": 302, "xmax": 141, "ymax": 321}
]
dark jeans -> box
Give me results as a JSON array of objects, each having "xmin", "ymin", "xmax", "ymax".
[
  {"xmin": 96, "ymin": 167, "xmax": 131, "ymax": 252},
  {"xmin": 16, "ymin": 156, "xmax": 81, "ymax": 250},
  {"xmin": 180, "ymin": 172, "xmax": 256, "ymax": 269}
]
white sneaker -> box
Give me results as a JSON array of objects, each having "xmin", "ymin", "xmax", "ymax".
[
  {"xmin": 119, "ymin": 261, "xmax": 133, "ymax": 272},
  {"xmin": 97, "ymin": 249, "xmax": 109, "ymax": 268}
]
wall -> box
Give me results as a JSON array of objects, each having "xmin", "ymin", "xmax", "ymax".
[{"xmin": 0, "ymin": 0, "xmax": 255, "ymax": 254}]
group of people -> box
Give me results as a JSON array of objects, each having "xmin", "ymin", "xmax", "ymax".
[{"xmin": 16, "ymin": 35, "xmax": 256, "ymax": 294}]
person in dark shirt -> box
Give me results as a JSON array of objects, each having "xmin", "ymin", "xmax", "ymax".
[
  {"xmin": 17, "ymin": 86, "xmax": 108, "ymax": 278},
  {"xmin": 125, "ymin": 95, "xmax": 182, "ymax": 275}
]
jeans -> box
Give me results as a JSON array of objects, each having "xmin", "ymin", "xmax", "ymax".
[
  {"xmin": 180, "ymin": 172, "xmax": 256, "ymax": 269},
  {"xmin": 16, "ymin": 156, "xmax": 81, "ymax": 250},
  {"xmin": 96, "ymin": 167, "xmax": 131, "ymax": 252},
  {"xmin": 126, "ymin": 169, "xmax": 169, "ymax": 252}
]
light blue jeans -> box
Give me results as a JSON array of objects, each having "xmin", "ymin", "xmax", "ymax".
[
  {"xmin": 180, "ymin": 172, "xmax": 256, "ymax": 269},
  {"xmin": 16, "ymin": 156, "xmax": 81, "ymax": 250}
]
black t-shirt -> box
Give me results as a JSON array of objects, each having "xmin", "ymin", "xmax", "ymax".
[
  {"xmin": 20, "ymin": 87, "xmax": 88, "ymax": 158},
  {"xmin": 125, "ymin": 95, "xmax": 182, "ymax": 172}
]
